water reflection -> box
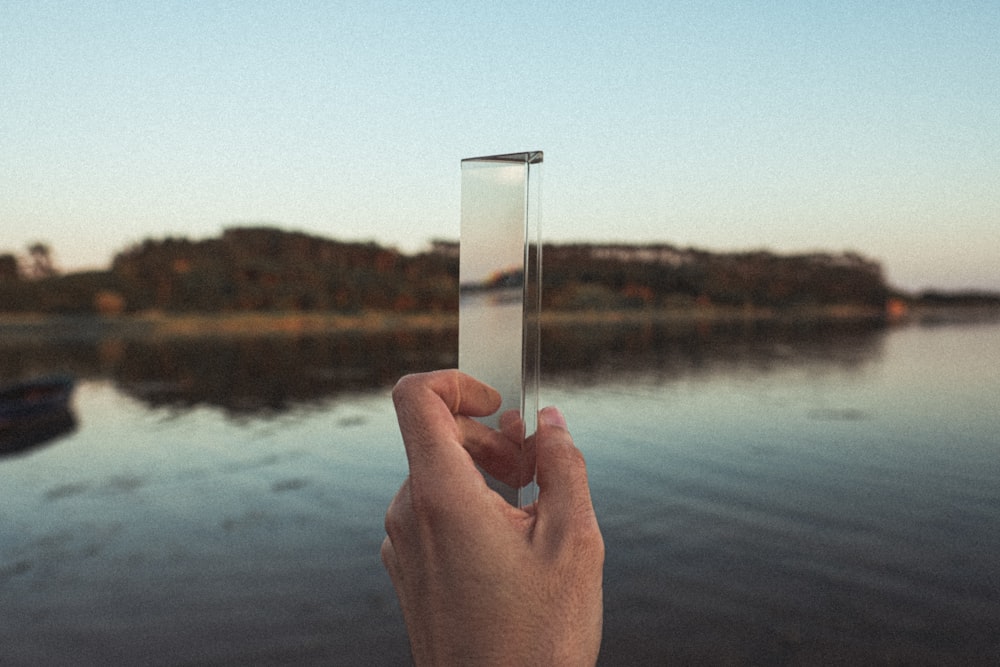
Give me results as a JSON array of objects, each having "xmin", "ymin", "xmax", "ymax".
[
  {"xmin": 1, "ymin": 329, "xmax": 457, "ymax": 417},
  {"xmin": 0, "ymin": 374, "xmax": 78, "ymax": 458},
  {"xmin": 542, "ymin": 317, "xmax": 885, "ymax": 384},
  {"xmin": 2, "ymin": 319, "xmax": 996, "ymax": 664},
  {"xmin": 109, "ymin": 332, "xmax": 459, "ymax": 415},
  {"xmin": 0, "ymin": 408, "xmax": 78, "ymax": 458},
  {"xmin": 0, "ymin": 319, "xmax": 888, "ymax": 418}
]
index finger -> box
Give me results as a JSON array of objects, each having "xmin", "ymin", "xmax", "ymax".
[{"xmin": 391, "ymin": 370, "xmax": 501, "ymax": 489}]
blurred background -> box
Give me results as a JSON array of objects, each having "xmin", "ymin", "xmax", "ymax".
[{"xmin": 2, "ymin": 2, "xmax": 998, "ymax": 664}]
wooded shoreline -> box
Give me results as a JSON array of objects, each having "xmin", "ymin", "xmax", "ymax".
[
  {"xmin": 2, "ymin": 303, "xmax": 996, "ymax": 343},
  {"xmin": 4, "ymin": 229, "xmax": 999, "ymax": 343}
]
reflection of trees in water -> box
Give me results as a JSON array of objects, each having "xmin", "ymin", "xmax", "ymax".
[
  {"xmin": 111, "ymin": 331, "xmax": 460, "ymax": 415},
  {"xmin": 0, "ymin": 408, "xmax": 77, "ymax": 458},
  {"xmin": 0, "ymin": 320, "xmax": 886, "ymax": 416},
  {"xmin": 542, "ymin": 318, "xmax": 886, "ymax": 385},
  {"xmin": 0, "ymin": 331, "xmax": 458, "ymax": 417}
]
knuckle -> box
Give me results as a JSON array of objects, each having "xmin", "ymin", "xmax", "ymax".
[
  {"xmin": 383, "ymin": 481, "xmax": 410, "ymax": 539},
  {"xmin": 584, "ymin": 524, "xmax": 606, "ymax": 566},
  {"xmin": 383, "ymin": 503, "xmax": 401, "ymax": 538},
  {"xmin": 379, "ymin": 536, "xmax": 393, "ymax": 569}
]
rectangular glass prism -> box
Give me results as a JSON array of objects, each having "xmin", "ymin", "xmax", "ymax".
[{"xmin": 459, "ymin": 151, "xmax": 542, "ymax": 507}]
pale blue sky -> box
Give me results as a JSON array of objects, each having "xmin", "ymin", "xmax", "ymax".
[{"xmin": 3, "ymin": 1, "xmax": 998, "ymax": 291}]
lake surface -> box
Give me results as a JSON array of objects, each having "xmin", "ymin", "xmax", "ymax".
[{"xmin": 1, "ymin": 319, "xmax": 998, "ymax": 665}]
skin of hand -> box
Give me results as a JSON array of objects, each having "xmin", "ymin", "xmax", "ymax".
[{"xmin": 381, "ymin": 370, "xmax": 604, "ymax": 666}]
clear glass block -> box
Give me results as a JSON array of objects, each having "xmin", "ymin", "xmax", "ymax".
[{"xmin": 459, "ymin": 151, "xmax": 542, "ymax": 507}]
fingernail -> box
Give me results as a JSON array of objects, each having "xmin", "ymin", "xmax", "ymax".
[{"xmin": 539, "ymin": 406, "xmax": 567, "ymax": 429}]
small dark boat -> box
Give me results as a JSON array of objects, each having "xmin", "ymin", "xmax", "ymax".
[
  {"xmin": 0, "ymin": 374, "xmax": 77, "ymax": 456},
  {"xmin": 0, "ymin": 374, "xmax": 75, "ymax": 422}
]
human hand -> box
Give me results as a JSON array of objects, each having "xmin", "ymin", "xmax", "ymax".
[{"xmin": 381, "ymin": 370, "xmax": 604, "ymax": 666}]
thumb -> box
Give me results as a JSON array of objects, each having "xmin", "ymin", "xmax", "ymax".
[{"xmin": 533, "ymin": 407, "xmax": 598, "ymax": 537}]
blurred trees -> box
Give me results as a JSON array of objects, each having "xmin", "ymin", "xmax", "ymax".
[
  {"xmin": 0, "ymin": 254, "xmax": 18, "ymax": 282},
  {"xmin": 108, "ymin": 227, "xmax": 457, "ymax": 313},
  {"xmin": 0, "ymin": 227, "xmax": 903, "ymax": 315},
  {"xmin": 541, "ymin": 244, "xmax": 890, "ymax": 310},
  {"xmin": 0, "ymin": 243, "xmax": 60, "ymax": 283},
  {"xmin": 27, "ymin": 242, "xmax": 58, "ymax": 279}
]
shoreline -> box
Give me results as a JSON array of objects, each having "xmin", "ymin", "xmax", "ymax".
[{"xmin": 1, "ymin": 304, "xmax": 997, "ymax": 342}]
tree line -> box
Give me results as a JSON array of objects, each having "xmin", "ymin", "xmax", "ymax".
[{"xmin": 0, "ymin": 226, "xmax": 909, "ymax": 316}]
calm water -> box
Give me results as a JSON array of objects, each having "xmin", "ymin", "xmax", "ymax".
[{"xmin": 1, "ymin": 320, "xmax": 998, "ymax": 665}]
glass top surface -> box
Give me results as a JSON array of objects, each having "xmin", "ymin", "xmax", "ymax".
[{"xmin": 461, "ymin": 151, "xmax": 543, "ymax": 164}]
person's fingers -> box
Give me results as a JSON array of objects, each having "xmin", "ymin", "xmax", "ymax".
[
  {"xmin": 382, "ymin": 476, "xmax": 420, "ymax": 582},
  {"xmin": 533, "ymin": 407, "xmax": 602, "ymax": 549},
  {"xmin": 384, "ymin": 476, "xmax": 411, "ymax": 540},
  {"xmin": 391, "ymin": 370, "xmax": 501, "ymax": 493},
  {"xmin": 380, "ymin": 535, "xmax": 396, "ymax": 575},
  {"xmin": 457, "ymin": 410, "xmax": 535, "ymax": 488},
  {"xmin": 393, "ymin": 369, "xmax": 500, "ymax": 423},
  {"xmin": 499, "ymin": 409, "xmax": 525, "ymax": 443}
]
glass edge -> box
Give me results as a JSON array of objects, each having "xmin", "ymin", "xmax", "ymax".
[
  {"xmin": 462, "ymin": 151, "xmax": 543, "ymax": 165},
  {"xmin": 518, "ymin": 158, "xmax": 542, "ymax": 507}
]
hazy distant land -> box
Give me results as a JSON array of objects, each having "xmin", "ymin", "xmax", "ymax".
[{"xmin": 2, "ymin": 226, "xmax": 997, "ymax": 340}]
